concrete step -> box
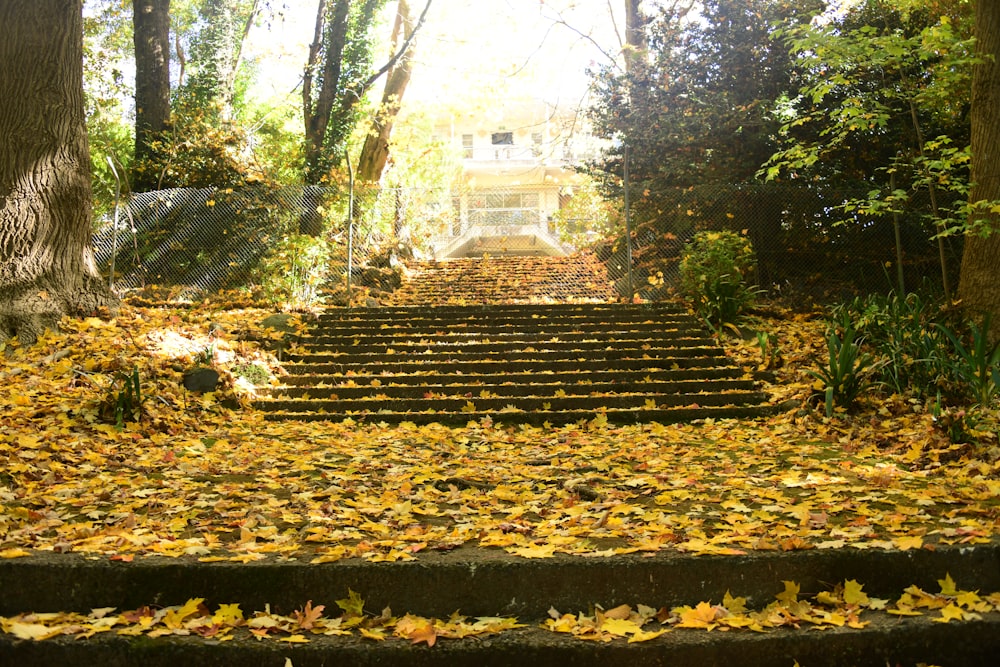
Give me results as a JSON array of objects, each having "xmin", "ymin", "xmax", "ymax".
[
  {"xmin": 257, "ymin": 301, "xmax": 771, "ymax": 424},
  {"xmin": 3, "ymin": 544, "xmax": 999, "ymax": 666}
]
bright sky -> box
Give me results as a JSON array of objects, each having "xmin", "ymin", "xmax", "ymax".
[{"xmin": 246, "ymin": 0, "xmax": 632, "ymax": 111}]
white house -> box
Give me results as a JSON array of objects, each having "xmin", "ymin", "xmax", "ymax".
[{"xmin": 430, "ymin": 99, "xmax": 599, "ymax": 259}]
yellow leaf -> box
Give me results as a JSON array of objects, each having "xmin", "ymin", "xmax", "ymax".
[
  {"xmin": 164, "ymin": 598, "xmax": 205, "ymax": 629},
  {"xmin": 843, "ymin": 580, "xmax": 869, "ymax": 607},
  {"xmin": 213, "ymin": 603, "xmax": 244, "ymax": 626},
  {"xmin": 601, "ymin": 617, "xmax": 643, "ymax": 637},
  {"xmin": 776, "ymin": 581, "xmax": 800, "ymax": 604},
  {"xmin": 0, "ymin": 548, "xmax": 31, "ymax": 559},
  {"xmin": 279, "ymin": 634, "xmax": 310, "ymax": 643},
  {"xmin": 508, "ymin": 543, "xmax": 557, "ymax": 559},
  {"xmin": 628, "ymin": 627, "xmax": 669, "ymax": 642},
  {"xmin": 938, "ymin": 573, "xmax": 958, "ymax": 596},
  {"xmin": 7, "ymin": 621, "xmax": 61, "ymax": 641},
  {"xmin": 893, "ymin": 535, "xmax": 923, "ymax": 551},
  {"xmin": 933, "ymin": 604, "xmax": 964, "ymax": 623}
]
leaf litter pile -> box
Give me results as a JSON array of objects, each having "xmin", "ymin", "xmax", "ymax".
[{"xmin": 2, "ymin": 299, "xmax": 1000, "ymax": 645}]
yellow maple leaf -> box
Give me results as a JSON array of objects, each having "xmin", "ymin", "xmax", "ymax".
[
  {"xmin": 601, "ymin": 617, "xmax": 643, "ymax": 637},
  {"xmin": 843, "ymin": 580, "xmax": 870, "ymax": 607},
  {"xmin": 508, "ymin": 543, "xmax": 557, "ymax": 559},
  {"xmin": 164, "ymin": 598, "xmax": 205, "ymax": 629},
  {"xmin": 938, "ymin": 573, "xmax": 958, "ymax": 596},
  {"xmin": 933, "ymin": 603, "xmax": 965, "ymax": 623},
  {"xmin": 213, "ymin": 603, "xmax": 244, "ymax": 626},
  {"xmin": 893, "ymin": 535, "xmax": 923, "ymax": 551},
  {"xmin": 0, "ymin": 548, "xmax": 31, "ymax": 559}
]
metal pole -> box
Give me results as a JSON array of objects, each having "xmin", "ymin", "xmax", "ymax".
[
  {"xmin": 346, "ymin": 154, "xmax": 356, "ymax": 309},
  {"xmin": 106, "ymin": 156, "xmax": 121, "ymax": 290},
  {"xmin": 623, "ymin": 143, "xmax": 635, "ymax": 300}
]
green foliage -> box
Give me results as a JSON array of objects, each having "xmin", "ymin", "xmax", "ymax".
[
  {"xmin": 756, "ymin": 331, "xmax": 780, "ymax": 370},
  {"xmin": 807, "ymin": 324, "xmax": 874, "ymax": 416},
  {"xmin": 832, "ymin": 291, "xmax": 951, "ymax": 396},
  {"xmin": 257, "ymin": 234, "xmax": 333, "ymax": 309},
  {"xmin": 231, "ymin": 362, "xmax": 271, "ymax": 387},
  {"xmin": 102, "ymin": 368, "xmax": 143, "ymax": 428},
  {"xmin": 938, "ymin": 317, "xmax": 1000, "ymax": 406},
  {"xmin": 83, "ymin": 0, "xmax": 134, "ymax": 219},
  {"xmin": 761, "ymin": 1, "xmax": 984, "ymax": 237},
  {"xmin": 585, "ymin": 0, "xmax": 823, "ymax": 194},
  {"xmin": 132, "ymin": 100, "xmax": 267, "ymax": 190},
  {"xmin": 679, "ymin": 231, "xmax": 757, "ymax": 326},
  {"xmin": 551, "ymin": 183, "xmax": 621, "ymax": 248}
]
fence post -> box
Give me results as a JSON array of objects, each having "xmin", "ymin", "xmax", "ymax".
[
  {"xmin": 347, "ymin": 156, "xmax": 356, "ymax": 309},
  {"xmin": 106, "ymin": 156, "xmax": 121, "ymax": 290},
  {"xmin": 623, "ymin": 143, "xmax": 635, "ymax": 300}
]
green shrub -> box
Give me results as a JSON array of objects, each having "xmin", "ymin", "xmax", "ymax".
[
  {"xmin": 938, "ymin": 316, "xmax": 1000, "ymax": 406},
  {"xmin": 807, "ymin": 324, "xmax": 874, "ymax": 415},
  {"xmin": 257, "ymin": 234, "xmax": 332, "ymax": 309},
  {"xmin": 679, "ymin": 230, "xmax": 757, "ymax": 326},
  {"xmin": 101, "ymin": 368, "xmax": 143, "ymax": 428},
  {"xmin": 831, "ymin": 292, "xmax": 951, "ymax": 397}
]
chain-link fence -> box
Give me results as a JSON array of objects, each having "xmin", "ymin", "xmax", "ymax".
[
  {"xmin": 602, "ymin": 182, "xmax": 962, "ymax": 305},
  {"xmin": 92, "ymin": 180, "xmax": 960, "ymax": 306}
]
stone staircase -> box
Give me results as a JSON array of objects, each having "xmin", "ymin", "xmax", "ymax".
[
  {"xmin": 258, "ymin": 253, "xmax": 775, "ymax": 424},
  {"xmin": 6, "ymin": 255, "xmax": 1000, "ymax": 665},
  {"xmin": 383, "ymin": 253, "xmax": 617, "ymax": 305},
  {"xmin": 256, "ymin": 302, "xmax": 774, "ymax": 424}
]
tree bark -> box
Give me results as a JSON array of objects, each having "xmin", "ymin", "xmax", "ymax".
[
  {"xmin": 356, "ymin": 0, "xmax": 419, "ymax": 184},
  {"xmin": 185, "ymin": 0, "xmax": 260, "ymax": 120},
  {"xmin": 623, "ymin": 0, "xmax": 646, "ymax": 73},
  {"xmin": 958, "ymin": 0, "xmax": 1000, "ymax": 332},
  {"xmin": 303, "ymin": 0, "xmax": 353, "ymax": 185},
  {"xmin": 0, "ymin": 0, "xmax": 118, "ymax": 343},
  {"xmin": 133, "ymin": 0, "xmax": 172, "ymax": 191}
]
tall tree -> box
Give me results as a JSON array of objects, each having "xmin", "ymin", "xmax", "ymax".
[
  {"xmin": 303, "ymin": 0, "xmax": 380, "ymax": 185},
  {"xmin": 589, "ymin": 0, "xmax": 821, "ymax": 191},
  {"xmin": 622, "ymin": 0, "xmax": 648, "ymax": 73},
  {"xmin": 356, "ymin": 0, "xmax": 431, "ymax": 184},
  {"xmin": 181, "ymin": 0, "xmax": 261, "ymax": 119},
  {"xmin": 0, "ymin": 0, "xmax": 117, "ymax": 343},
  {"xmin": 302, "ymin": 0, "xmax": 430, "ymax": 186},
  {"xmin": 133, "ymin": 0, "xmax": 172, "ymax": 191},
  {"xmin": 958, "ymin": 0, "xmax": 1000, "ymax": 328}
]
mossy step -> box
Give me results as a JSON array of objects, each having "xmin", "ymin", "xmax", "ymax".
[
  {"xmin": 261, "ymin": 404, "xmax": 777, "ymax": 426},
  {"xmin": 268, "ymin": 378, "xmax": 758, "ymax": 400},
  {"xmin": 281, "ymin": 356, "xmax": 732, "ymax": 376},
  {"xmin": 286, "ymin": 346, "xmax": 727, "ymax": 365},
  {"xmin": 276, "ymin": 367, "xmax": 746, "ymax": 388}
]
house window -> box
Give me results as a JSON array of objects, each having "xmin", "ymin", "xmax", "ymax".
[
  {"xmin": 531, "ymin": 132, "xmax": 543, "ymax": 157},
  {"xmin": 468, "ymin": 190, "xmax": 541, "ymax": 226},
  {"xmin": 461, "ymin": 134, "xmax": 473, "ymax": 159},
  {"xmin": 491, "ymin": 132, "xmax": 513, "ymax": 145}
]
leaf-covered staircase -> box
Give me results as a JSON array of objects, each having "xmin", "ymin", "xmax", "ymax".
[
  {"xmin": 383, "ymin": 253, "xmax": 617, "ymax": 305},
  {"xmin": 258, "ymin": 254, "xmax": 775, "ymax": 424}
]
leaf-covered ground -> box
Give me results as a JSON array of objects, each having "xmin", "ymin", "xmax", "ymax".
[{"xmin": 1, "ymin": 299, "xmax": 998, "ymax": 565}]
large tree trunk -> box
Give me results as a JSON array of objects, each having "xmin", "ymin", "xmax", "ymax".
[
  {"xmin": 184, "ymin": 0, "xmax": 260, "ymax": 120},
  {"xmin": 958, "ymin": 0, "xmax": 1000, "ymax": 332},
  {"xmin": 623, "ymin": 0, "xmax": 647, "ymax": 73},
  {"xmin": 0, "ymin": 0, "xmax": 118, "ymax": 343},
  {"xmin": 133, "ymin": 0, "xmax": 172, "ymax": 191},
  {"xmin": 356, "ymin": 0, "xmax": 417, "ymax": 184},
  {"xmin": 303, "ymin": 0, "xmax": 353, "ymax": 186}
]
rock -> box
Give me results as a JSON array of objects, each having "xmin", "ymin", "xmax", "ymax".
[
  {"xmin": 183, "ymin": 367, "xmax": 220, "ymax": 393},
  {"xmin": 260, "ymin": 314, "xmax": 295, "ymax": 333}
]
